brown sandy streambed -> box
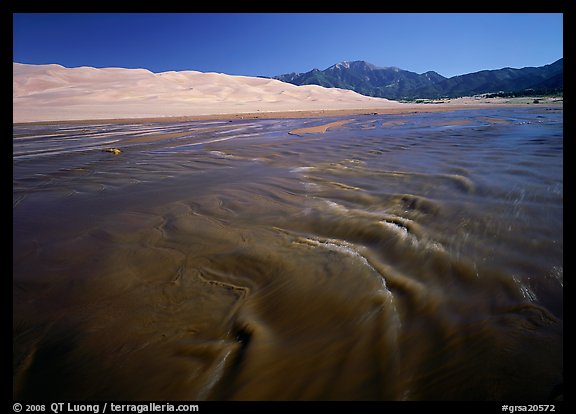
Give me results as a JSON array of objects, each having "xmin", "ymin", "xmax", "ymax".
[{"xmin": 13, "ymin": 108, "xmax": 563, "ymax": 400}]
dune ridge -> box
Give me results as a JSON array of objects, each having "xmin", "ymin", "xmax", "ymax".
[{"xmin": 13, "ymin": 63, "xmax": 401, "ymax": 123}]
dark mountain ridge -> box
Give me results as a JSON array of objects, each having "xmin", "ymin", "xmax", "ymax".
[{"xmin": 273, "ymin": 58, "xmax": 563, "ymax": 100}]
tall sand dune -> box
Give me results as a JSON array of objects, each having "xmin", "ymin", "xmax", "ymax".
[{"xmin": 13, "ymin": 63, "xmax": 401, "ymax": 123}]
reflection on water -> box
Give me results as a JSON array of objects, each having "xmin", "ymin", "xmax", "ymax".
[{"xmin": 13, "ymin": 108, "xmax": 563, "ymax": 400}]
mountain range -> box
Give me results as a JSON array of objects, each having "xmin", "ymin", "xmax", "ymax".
[{"xmin": 273, "ymin": 59, "xmax": 563, "ymax": 100}]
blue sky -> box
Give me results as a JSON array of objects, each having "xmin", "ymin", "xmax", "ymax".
[{"xmin": 13, "ymin": 13, "xmax": 563, "ymax": 78}]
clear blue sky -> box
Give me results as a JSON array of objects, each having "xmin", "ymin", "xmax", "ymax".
[{"xmin": 13, "ymin": 13, "xmax": 563, "ymax": 78}]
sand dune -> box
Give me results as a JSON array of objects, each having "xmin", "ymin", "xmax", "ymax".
[{"xmin": 13, "ymin": 63, "xmax": 401, "ymax": 123}]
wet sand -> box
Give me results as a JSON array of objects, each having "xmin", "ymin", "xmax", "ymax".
[
  {"xmin": 13, "ymin": 107, "xmax": 563, "ymax": 400},
  {"xmin": 14, "ymin": 100, "xmax": 556, "ymax": 127},
  {"xmin": 288, "ymin": 119, "xmax": 354, "ymax": 135}
]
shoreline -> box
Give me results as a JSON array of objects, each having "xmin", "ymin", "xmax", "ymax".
[{"xmin": 13, "ymin": 101, "xmax": 563, "ymax": 126}]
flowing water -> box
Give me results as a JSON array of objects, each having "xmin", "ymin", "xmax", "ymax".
[{"xmin": 13, "ymin": 108, "xmax": 563, "ymax": 400}]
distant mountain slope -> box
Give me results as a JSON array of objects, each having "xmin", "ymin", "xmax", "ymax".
[
  {"xmin": 410, "ymin": 58, "xmax": 563, "ymax": 98},
  {"xmin": 275, "ymin": 60, "xmax": 447, "ymax": 100},
  {"xmin": 274, "ymin": 59, "xmax": 563, "ymax": 100}
]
